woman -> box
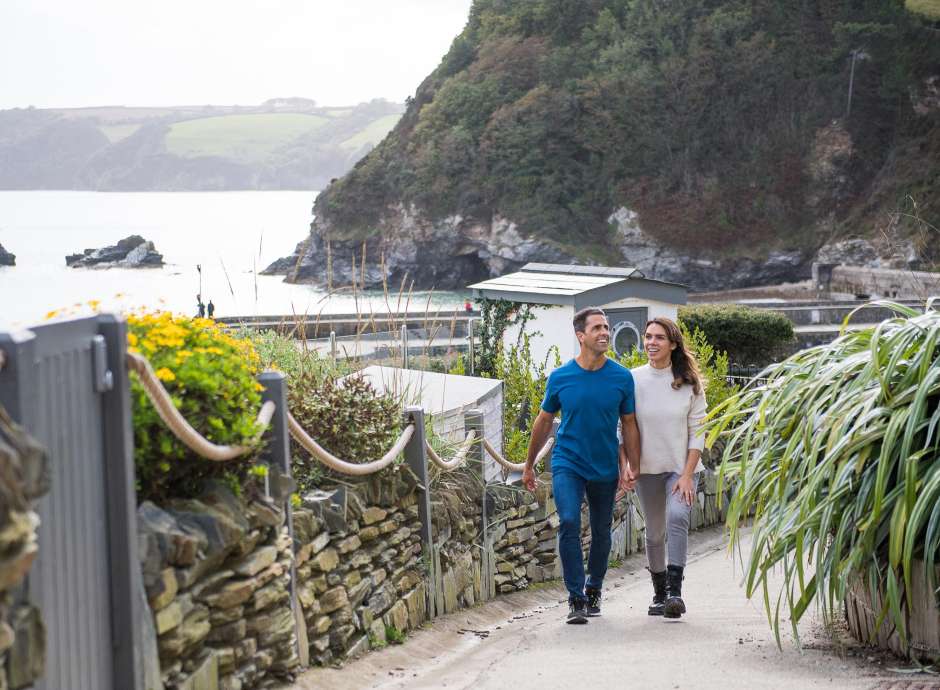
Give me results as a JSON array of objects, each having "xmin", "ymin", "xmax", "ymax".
[{"xmin": 629, "ymin": 317, "xmax": 707, "ymax": 619}]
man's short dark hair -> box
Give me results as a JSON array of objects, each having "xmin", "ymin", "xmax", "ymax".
[{"xmin": 573, "ymin": 307, "xmax": 606, "ymax": 333}]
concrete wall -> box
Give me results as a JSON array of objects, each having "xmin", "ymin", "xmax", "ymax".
[{"xmin": 823, "ymin": 265, "xmax": 940, "ymax": 300}]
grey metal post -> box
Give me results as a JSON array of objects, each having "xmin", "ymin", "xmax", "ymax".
[
  {"xmin": 401, "ymin": 324, "xmax": 409, "ymax": 369},
  {"xmin": 463, "ymin": 408, "xmax": 489, "ymax": 600},
  {"xmin": 464, "ymin": 408, "xmax": 485, "ymax": 482},
  {"xmin": 97, "ymin": 315, "xmax": 145, "ymax": 690},
  {"xmin": 403, "ymin": 405, "xmax": 433, "ymax": 614},
  {"xmin": 467, "ymin": 317, "xmax": 475, "ymax": 375},
  {"xmin": 258, "ymin": 371, "xmax": 292, "ymax": 498},
  {"xmin": 258, "ymin": 370, "xmax": 303, "ymax": 662},
  {"xmin": 329, "ymin": 330, "xmax": 337, "ymax": 365}
]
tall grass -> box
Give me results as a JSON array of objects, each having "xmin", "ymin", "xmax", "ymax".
[{"xmin": 707, "ymin": 300, "xmax": 940, "ymax": 648}]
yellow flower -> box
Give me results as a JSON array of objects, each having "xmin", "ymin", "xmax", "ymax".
[
  {"xmin": 87, "ymin": 299, "xmax": 101, "ymax": 311},
  {"xmin": 127, "ymin": 333, "xmax": 139, "ymax": 347},
  {"xmin": 44, "ymin": 309, "xmax": 59, "ymax": 320},
  {"xmin": 154, "ymin": 367, "xmax": 176, "ymax": 382}
]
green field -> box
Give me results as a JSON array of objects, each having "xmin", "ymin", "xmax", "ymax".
[
  {"xmin": 907, "ymin": 0, "xmax": 940, "ymax": 19},
  {"xmin": 339, "ymin": 114, "xmax": 401, "ymax": 151},
  {"xmin": 166, "ymin": 113, "xmax": 329, "ymax": 162},
  {"xmin": 99, "ymin": 124, "xmax": 141, "ymax": 143}
]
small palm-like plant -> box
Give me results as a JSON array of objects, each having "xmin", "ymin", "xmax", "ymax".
[{"xmin": 707, "ymin": 300, "xmax": 940, "ymax": 648}]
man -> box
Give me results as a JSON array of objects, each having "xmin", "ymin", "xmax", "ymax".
[{"xmin": 523, "ymin": 307, "xmax": 641, "ymax": 624}]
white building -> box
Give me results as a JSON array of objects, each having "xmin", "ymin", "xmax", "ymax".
[{"xmin": 469, "ymin": 263, "xmax": 687, "ymax": 371}]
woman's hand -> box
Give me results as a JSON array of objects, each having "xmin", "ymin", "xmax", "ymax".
[
  {"xmin": 672, "ymin": 473, "xmax": 696, "ymax": 506},
  {"xmin": 616, "ymin": 465, "xmax": 636, "ymax": 500}
]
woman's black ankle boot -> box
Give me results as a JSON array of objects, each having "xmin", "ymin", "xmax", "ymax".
[
  {"xmin": 664, "ymin": 565, "xmax": 686, "ymax": 619},
  {"xmin": 648, "ymin": 569, "xmax": 668, "ymax": 616}
]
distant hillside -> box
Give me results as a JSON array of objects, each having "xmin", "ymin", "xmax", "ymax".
[
  {"xmin": 269, "ymin": 0, "xmax": 940, "ymax": 292},
  {"xmin": 0, "ymin": 98, "xmax": 404, "ymax": 190}
]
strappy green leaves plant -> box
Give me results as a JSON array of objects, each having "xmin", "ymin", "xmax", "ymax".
[{"xmin": 707, "ymin": 300, "xmax": 940, "ymax": 648}]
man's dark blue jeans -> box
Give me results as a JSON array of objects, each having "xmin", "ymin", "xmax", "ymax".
[{"xmin": 552, "ymin": 467, "xmax": 618, "ymax": 602}]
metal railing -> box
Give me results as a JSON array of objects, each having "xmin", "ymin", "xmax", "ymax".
[{"xmin": 311, "ymin": 321, "xmax": 479, "ymax": 373}]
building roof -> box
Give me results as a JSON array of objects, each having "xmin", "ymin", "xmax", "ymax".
[
  {"xmin": 468, "ymin": 263, "xmax": 687, "ymax": 307},
  {"xmin": 349, "ymin": 366, "xmax": 501, "ymax": 416}
]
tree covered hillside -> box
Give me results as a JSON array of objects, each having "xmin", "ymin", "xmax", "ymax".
[{"xmin": 317, "ymin": 0, "xmax": 940, "ymax": 265}]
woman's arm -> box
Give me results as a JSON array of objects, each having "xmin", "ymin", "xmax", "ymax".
[{"xmin": 672, "ymin": 390, "xmax": 707, "ymax": 505}]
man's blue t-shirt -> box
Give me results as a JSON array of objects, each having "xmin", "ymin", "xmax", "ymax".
[{"xmin": 540, "ymin": 358, "xmax": 636, "ymax": 481}]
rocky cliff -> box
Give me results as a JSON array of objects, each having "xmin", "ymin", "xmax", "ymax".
[
  {"xmin": 267, "ymin": 0, "xmax": 940, "ymax": 291},
  {"xmin": 0, "ymin": 244, "xmax": 14, "ymax": 267}
]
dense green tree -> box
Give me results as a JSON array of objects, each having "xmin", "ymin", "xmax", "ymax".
[{"xmin": 314, "ymin": 0, "xmax": 940, "ymax": 260}]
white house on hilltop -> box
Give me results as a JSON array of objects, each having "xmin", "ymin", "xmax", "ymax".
[{"xmin": 469, "ymin": 263, "xmax": 688, "ymax": 372}]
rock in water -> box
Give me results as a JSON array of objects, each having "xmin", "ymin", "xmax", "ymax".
[
  {"xmin": 0, "ymin": 243, "xmax": 14, "ymax": 266},
  {"xmin": 66, "ymin": 235, "xmax": 164, "ymax": 268}
]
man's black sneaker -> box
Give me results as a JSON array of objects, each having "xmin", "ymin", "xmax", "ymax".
[
  {"xmin": 566, "ymin": 598, "xmax": 588, "ymax": 624},
  {"xmin": 585, "ymin": 588, "xmax": 602, "ymax": 617}
]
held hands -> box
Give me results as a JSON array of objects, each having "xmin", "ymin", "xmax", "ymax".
[
  {"xmin": 616, "ymin": 464, "xmax": 637, "ymax": 501},
  {"xmin": 672, "ymin": 473, "xmax": 696, "ymax": 506}
]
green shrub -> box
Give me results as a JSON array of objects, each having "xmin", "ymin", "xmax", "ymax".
[
  {"xmin": 245, "ymin": 328, "xmax": 351, "ymax": 380},
  {"xmin": 678, "ymin": 304, "xmax": 794, "ymax": 366},
  {"xmin": 709, "ymin": 302, "xmax": 940, "ymax": 648},
  {"xmin": 287, "ymin": 372, "xmax": 402, "ymax": 491},
  {"xmin": 491, "ymin": 334, "xmax": 560, "ymax": 465},
  {"xmin": 128, "ymin": 312, "xmax": 266, "ymax": 502}
]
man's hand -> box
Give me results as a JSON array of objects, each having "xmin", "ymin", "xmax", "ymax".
[
  {"xmin": 615, "ymin": 464, "xmax": 636, "ymax": 500},
  {"xmin": 522, "ymin": 465, "xmax": 537, "ymax": 493}
]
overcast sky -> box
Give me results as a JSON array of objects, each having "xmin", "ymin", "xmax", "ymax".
[{"xmin": 0, "ymin": 0, "xmax": 473, "ymax": 109}]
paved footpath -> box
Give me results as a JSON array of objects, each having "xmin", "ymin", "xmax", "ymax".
[{"xmin": 292, "ymin": 527, "xmax": 939, "ymax": 690}]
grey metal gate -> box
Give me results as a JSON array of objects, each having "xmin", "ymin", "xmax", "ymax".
[{"xmin": 0, "ymin": 315, "xmax": 143, "ymax": 690}]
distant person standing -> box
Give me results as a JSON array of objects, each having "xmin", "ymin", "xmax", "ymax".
[
  {"xmin": 464, "ymin": 300, "xmax": 473, "ymax": 314},
  {"xmin": 196, "ymin": 294, "xmax": 205, "ymax": 318},
  {"xmin": 523, "ymin": 307, "xmax": 641, "ymax": 624},
  {"xmin": 207, "ymin": 300, "xmax": 215, "ymax": 319}
]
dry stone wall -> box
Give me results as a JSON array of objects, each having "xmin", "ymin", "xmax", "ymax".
[
  {"xmin": 139, "ymin": 484, "xmax": 300, "ymax": 690},
  {"xmin": 0, "ymin": 408, "xmax": 48, "ymax": 690},
  {"xmin": 291, "ymin": 468, "xmax": 428, "ymax": 666},
  {"xmin": 140, "ymin": 455, "xmax": 728, "ymax": 687}
]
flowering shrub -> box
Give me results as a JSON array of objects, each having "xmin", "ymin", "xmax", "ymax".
[
  {"xmin": 128, "ymin": 311, "xmax": 265, "ymax": 502},
  {"xmin": 287, "ymin": 371, "xmax": 401, "ymax": 491}
]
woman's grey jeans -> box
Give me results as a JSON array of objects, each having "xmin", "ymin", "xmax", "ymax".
[{"xmin": 635, "ymin": 472, "xmax": 699, "ymax": 572}]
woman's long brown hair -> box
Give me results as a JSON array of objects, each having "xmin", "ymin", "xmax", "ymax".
[{"xmin": 646, "ymin": 317, "xmax": 703, "ymax": 395}]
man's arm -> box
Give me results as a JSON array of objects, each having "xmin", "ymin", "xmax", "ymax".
[
  {"xmin": 621, "ymin": 413, "xmax": 641, "ymax": 480},
  {"xmin": 522, "ymin": 410, "xmax": 555, "ymax": 492}
]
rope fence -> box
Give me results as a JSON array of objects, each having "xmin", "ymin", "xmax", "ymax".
[
  {"xmin": 126, "ymin": 349, "xmax": 553, "ymax": 478},
  {"xmin": 127, "ymin": 351, "xmax": 275, "ymax": 462},
  {"xmin": 425, "ymin": 430, "xmax": 476, "ymax": 471},
  {"xmin": 483, "ymin": 436, "xmax": 554, "ymax": 473},
  {"xmin": 288, "ymin": 411, "xmax": 415, "ymax": 476}
]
